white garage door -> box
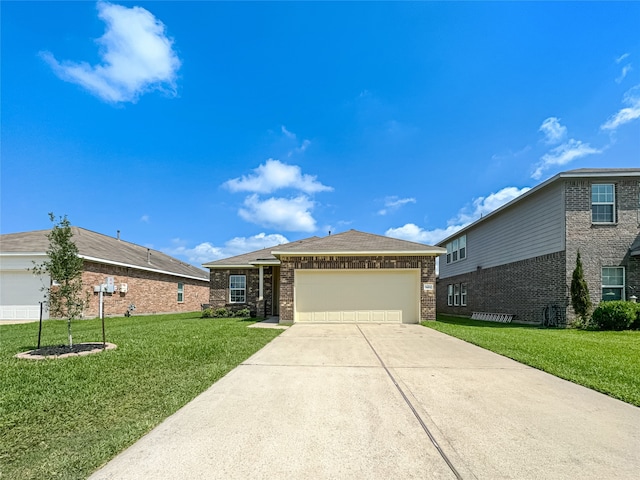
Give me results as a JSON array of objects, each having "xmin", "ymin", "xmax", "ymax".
[
  {"xmin": 294, "ymin": 269, "xmax": 419, "ymax": 323},
  {"xmin": 0, "ymin": 272, "xmax": 49, "ymax": 320}
]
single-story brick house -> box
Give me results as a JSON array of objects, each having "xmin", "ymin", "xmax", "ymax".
[
  {"xmin": 0, "ymin": 227, "xmax": 209, "ymax": 320},
  {"xmin": 203, "ymin": 229, "xmax": 445, "ymax": 324}
]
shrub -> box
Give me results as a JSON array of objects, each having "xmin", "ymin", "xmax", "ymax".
[
  {"xmin": 212, "ymin": 307, "xmax": 231, "ymax": 318},
  {"xmin": 201, "ymin": 308, "xmax": 213, "ymax": 318},
  {"xmin": 234, "ymin": 308, "xmax": 251, "ymax": 318},
  {"xmin": 591, "ymin": 301, "xmax": 639, "ymax": 331}
]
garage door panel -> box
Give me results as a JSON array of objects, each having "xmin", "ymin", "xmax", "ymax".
[{"xmin": 295, "ymin": 270, "xmax": 418, "ymax": 324}]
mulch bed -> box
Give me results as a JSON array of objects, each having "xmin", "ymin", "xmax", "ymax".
[{"xmin": 15, "ymin": 342, "xmax": 117, "ymax": 360}]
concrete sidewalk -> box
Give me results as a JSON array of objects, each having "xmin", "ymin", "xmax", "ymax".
[{"xmin": 90, "ymin": 324, "xmax": 640, "ymax": 479}]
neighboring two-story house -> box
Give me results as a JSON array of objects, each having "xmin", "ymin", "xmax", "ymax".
[{"xmin": 436, "ymin": 168, "xmax": 640, "ymax": 324}]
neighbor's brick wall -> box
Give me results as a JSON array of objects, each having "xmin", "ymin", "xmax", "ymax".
[
  {"xmin": 436, "ymin": 251, "xmax": 566, "ymax": 323},
  {"xmin": 278, "ymin": 255, "xmax": 437, "ymax": 323},
  {"xmin": 209, "ymin": 267, "xmax": 274, "ymax": 317},
  {"xmin": 81, "ymin": 261, "xmax": 209, "ymax": 318},
  {"xmin": 565, "ymin": 178, "xmax": 640, "ymax": 319}
]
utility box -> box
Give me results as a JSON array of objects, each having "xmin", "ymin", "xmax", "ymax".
[{"xmin": 120, "ymin": 283, "xmax": 128, "ymax": 293}]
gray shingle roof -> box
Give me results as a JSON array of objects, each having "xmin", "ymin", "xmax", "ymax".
[
  {"xmin": 204, "ymin": 230, "xmax": 444, "ymax": 268},
  {"xmin": 0, "ymin": 228, "xmax": 208, "ymax": 281},
  {"xmin": 272, "ymin": 229, "xmax": 444, "ymax": 255},
  {"xmin": 202, "ymin": 237, "xmax": 319, "ymax": 267}
]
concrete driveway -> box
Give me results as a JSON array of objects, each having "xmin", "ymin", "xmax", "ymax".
[{"xmin": 90, "ymin": 324, "xmax": 640, "ymax": 479}]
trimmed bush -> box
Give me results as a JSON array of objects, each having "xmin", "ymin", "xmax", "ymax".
[
  {"xmin": 234, "ymin": 307, "xmax": 251, "ymax": 318},
  {"xmin": 213, "ymin": 307, "xmax": 231, "ymax": 318},
  {"xmin": 201, "ymin": 308, "xmax": 213, "ymax": 318},
  {"xmin": 591, "ymin": 301, "xmax": 639, "ymax": 331}
]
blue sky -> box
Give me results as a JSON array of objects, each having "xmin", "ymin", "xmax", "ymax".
[{"xmin": 2, "ymin": 1, "xmax": 639, "ymax": 268}]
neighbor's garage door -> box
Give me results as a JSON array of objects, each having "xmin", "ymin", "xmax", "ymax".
[
  {"xmin": 294, "ymin": 270, "xmax": 419, "ymax": 323},
  {"xmin": 0, "ymin": 272, "xmax": 49, "ymax": 320}
]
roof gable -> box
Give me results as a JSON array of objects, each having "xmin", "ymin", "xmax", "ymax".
[
  {"xmin": 203, "ymin": 230, "xmax": 443, "ymax": 269},
  {"xmin": 272, "ymin": 229, "xmax": 444, "ymax": 256},
  {"xmin": 437, "ymin": 167, "xmax": 640, "ymax": 246}
]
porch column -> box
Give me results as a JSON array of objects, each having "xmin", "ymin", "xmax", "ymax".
[{"xmin": 259, "ymin": 265, "xmax": 264, "ymax": 301}]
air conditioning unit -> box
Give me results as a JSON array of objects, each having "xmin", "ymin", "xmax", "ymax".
[{"xmin": 120, "ymin": 283, "xmax": 128, "ymax": 293}]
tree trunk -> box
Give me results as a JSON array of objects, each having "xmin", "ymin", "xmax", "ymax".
[{"xmin": 67, "ymin": 318, "xmax": 73, "ymax": 347}]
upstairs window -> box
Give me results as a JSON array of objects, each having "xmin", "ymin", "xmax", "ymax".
[
  {"xmin": 592, "ymin": 184, "xmax": 615, "ymax": 223},
  {"xmin": 229, "ymin": 275, "xmax": 246, "ymax": 303},
  {"xmin": 602, "ymin": 267, "xmax": 624, "ymax": 301},
  {"xmin": 446, "ymin": 235, "xmax": 467, "ymax": 264}
]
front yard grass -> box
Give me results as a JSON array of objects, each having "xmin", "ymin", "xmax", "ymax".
[
  {"xmin": 423, "ymin": 315, "xmax": 640, "ymax": 407},
  {"xmin": 0, "ymin": 313, "xmax": 283, "ymax": 480}
]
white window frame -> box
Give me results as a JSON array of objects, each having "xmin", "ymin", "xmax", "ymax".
[
  {"xmin": 177, "ymin": 282, "xmax": 184, "ymax": 303},
  {"xmin": 461, "ymin": 283, "xmax": 467, "ymax": 306},
  {"xmin": 447, "ymin": 284, "xmax": 453, "ymax": 306},
  {"xmin": 591, "ymin": 184, "xmax": 616, "ymax": 224},
  {"xmin": 229, "ymin": 275, "xmax": 246, "ymax": 303},
  {"xmin": 446, "ymin": 235, "xmax": 467, "ymax": 264},
  {"xmin": 601, "ymin": 267, "xmax": 625, "ymax": 301},
  {"xmin": 454, "ymin": 284, "xmax": 460, "ymax": 306}
]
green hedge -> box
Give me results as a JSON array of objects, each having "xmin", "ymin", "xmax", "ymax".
[
  {"xmin": 591, "ymin": 301, "xmax": 640, "ymax": 331},
  {"xmin": 201, "ymin": 307, "xmax": 251, "ymax": 318}
]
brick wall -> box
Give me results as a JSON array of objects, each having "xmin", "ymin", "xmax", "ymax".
[
  {"xmin": 278, "ymin": 255, "xmax": 437, "ymax": 323},
  {"xmin": 208, "ymin": 267, "xmax": 274, "ymax": 317},
  {"xmin": 436, "ymin": 251, "xmax": 566, "ymax": 323},
  {"xmin": 565, "ymin": 178, "xmax": 640, "ymax": 317},
  {"xmin": 82, "ymin": 261, "xmax": 209, "ymax": 318}
]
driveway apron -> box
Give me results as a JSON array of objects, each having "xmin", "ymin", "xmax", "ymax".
[{"xmin": 90, "ymin": 324, "xmax": 640, "ymax": 479}]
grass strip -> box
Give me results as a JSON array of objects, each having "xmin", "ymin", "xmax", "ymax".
[
  {"xmin": 0, "ymin": 313, "xmax": 282, "ymax": 480},
  {"xmin": 423, "ymin": 315, "xmax": 640, "ymax": 407}
]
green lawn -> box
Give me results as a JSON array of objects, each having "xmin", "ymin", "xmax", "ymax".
[
  {"xmin": 0, "ymin": 313, "xmax": 283, "ymax": 480},
  {"xmin": 423, "ymin": 315, "xmax": 640, "ymax": 407}
]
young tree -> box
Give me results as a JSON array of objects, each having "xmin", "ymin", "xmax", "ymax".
[
  {"xmin": 571, "ymin": 250, "xmax": 592, "ymax": 325},
  {"xmin": 32, "ymin": 213, "xmax": 86, "ymax": 347}
]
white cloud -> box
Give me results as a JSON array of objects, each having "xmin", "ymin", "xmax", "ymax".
[
  {"xmin": 532, "ymin": 139, "xmax": 602, "ymax": 180},
  {"xmin": 140, "ymin": 214, "xmax": 150, "ymax": 223},
  {"xmin": 281, "ymin": 125, "xmax": 311, "ymax": 157},
  {"xmin": 539, "ymin": 117, "xmax": 567, "ymax": 144},
  {"xmin": 616, "ymin": 53, "xmax": 630, "ymax": 64},
  {"xmin": 41, "ymin": 1, "xmax": 181, "ymax": 103},
  {"xmin": 281, "ymin": 125, "xmax": 296, "ymax": 139},
  {"xmin": 616, "ymin": 64, "xmax": 632, "ymax": 84},
  {"xmin": 386, "ymin": 186, "xmax": 531, "ymax": 245},
  {"xmin": 224, "ymin": 159, "xmax": 332, "ymax": 195},
  {"xmin": 378, "ymin": 196, "xmax": 416, "ymax": 215},
  {"xmin": 601, "ymin": 85, "xmax": 640, "ymax": 131},
  {"xmin": 239, "ymin": 194, "xmax": 317, "ymax": 232},
  {"xmin": 386, "ymin": 223, "xmax": 465, "ymax": 246},
  {"xmin": 164, "ymin": 232, "xmax": 290, "ymax": 265}
]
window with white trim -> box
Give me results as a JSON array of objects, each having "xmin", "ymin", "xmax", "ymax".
[
  {"xmin": 601, "ymin": 267, "xmax": 624, "ymax": 301},
  {"xmin": 447, "ymin": 284, "xmax": 453, "ymax": 306},
  {"xmin": 177, "ymin": 282, "xmax": 184, "ymax": 303},
  {"xmin": 446, "ymin": 235, "xmax": 467, "ymax": 264},
  {"xmin": 454, "ymin": 284, "xmax": 460, "ymax": 306},
  {"xmin": 591, "ymin": 184, "xmax": 615, "ymax": 223},
  {"xmin": 229, "ymin": 275, "xmax": 246, "ymax": 303},
  {"xmin": 461, "ymin": 283, "xmax": 467, "ymax": 306}
]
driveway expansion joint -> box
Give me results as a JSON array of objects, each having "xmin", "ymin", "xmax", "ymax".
[{"xmin": 356, "ymin": 324, "xmax": 464, "ymax": 480}]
